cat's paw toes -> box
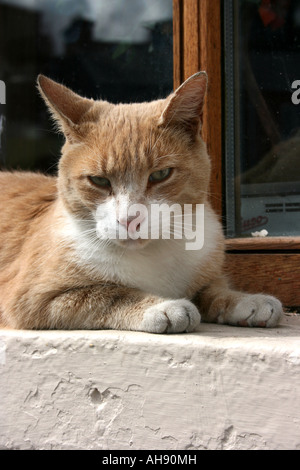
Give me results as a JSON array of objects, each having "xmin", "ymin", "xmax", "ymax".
[
  {"xmin": 141, "ymin": 299, "xmax": 201, "ymax": 334},
  {"xmin": 225, "ymin": 294, "xmax": 283, "ymax": 328}
]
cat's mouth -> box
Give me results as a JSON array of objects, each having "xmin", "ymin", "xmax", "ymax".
[{"xmin": 114, "ymin": 237, "xmax": 151, "ymax": 251}]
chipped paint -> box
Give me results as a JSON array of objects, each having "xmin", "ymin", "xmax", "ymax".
[{"xmin": 0, "ymin": 318, "xmax": 300, "ymax": 450}]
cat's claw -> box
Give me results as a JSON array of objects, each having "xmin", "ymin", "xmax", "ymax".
[
  {"xmin": 218, "ymin": 294, "xmax": 283, "ymax": 327},
  {"xmin": 140, "ymin": 299, "xmax": 201, "ymax": 334}
]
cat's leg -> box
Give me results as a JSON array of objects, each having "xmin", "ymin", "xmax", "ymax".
[
  {"xmin": 193, "ymin": 277, "xmax": 283, "ymax": 327},
  {"xmin": 45, "ymin": 284, "xmax": 201, "ymax": 333}
]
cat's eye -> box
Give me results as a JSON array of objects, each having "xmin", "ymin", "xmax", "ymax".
[
  {"xmin": 88, "ymin": 175, "xmax": 111, "ymax": 188},
  {"xmin": 149, "ymin": 168, "xmax": 172, "ymax": 183}
]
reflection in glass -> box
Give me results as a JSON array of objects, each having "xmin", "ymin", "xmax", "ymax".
[
  {"xmin": 225, "ymin": 0, "xmax": 300, "ymax": 237},
  {"xmin": 0, "ymin": 0, "xmax": 173, "ymax": 173}
]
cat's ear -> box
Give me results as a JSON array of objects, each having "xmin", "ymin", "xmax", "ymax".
[
  {"xmin": 37, "ymin": 75, "xmax": 94, "ymax": 142},
  {"xmin": 159, "ymin": 71, "xmax": 207, "ymax": 136}
]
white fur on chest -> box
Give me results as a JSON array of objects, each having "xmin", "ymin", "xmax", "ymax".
[
  {"xmin": 59, "ymin": 205, "xmax": 221, "ymax": 299},
  {"xmin": 99, "ymin": 240, "xmax": 201, "ymax": 298}
]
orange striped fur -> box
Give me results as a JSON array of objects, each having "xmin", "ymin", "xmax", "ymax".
[{"xmin": 0, "ymin": 74, "xmax": 283, "ymax": 331}]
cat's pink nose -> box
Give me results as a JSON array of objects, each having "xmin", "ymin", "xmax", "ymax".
[{"xmin": 117, "ymin": 216, "xmax": 138, "ymax": 230}]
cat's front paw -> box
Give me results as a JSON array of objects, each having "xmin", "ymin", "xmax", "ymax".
[
  {"xmin": 140, "ymin": 299, "xmax": 201, "ymax": 334},
  {"xmin": 220, "ymin": 294, "xmax": 283, "ymax": 327}
]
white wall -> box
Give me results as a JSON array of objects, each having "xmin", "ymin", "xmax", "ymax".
[{"xmin": 1, "ymin": 317, "xmax": 299, "ymax": 450}]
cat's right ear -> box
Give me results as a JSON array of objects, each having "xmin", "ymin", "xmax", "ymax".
[
  {"xmin": 159, "ymin": 71, "xmax": 208, "ymax": 137},
  {"xmin": 37, "ymin": 75, "xmax": 94, "ymax": 142}
]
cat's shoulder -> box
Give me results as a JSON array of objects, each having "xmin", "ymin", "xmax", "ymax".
[
  {"xmin": 0, "ymin": 170, "xmax": 57, "ymax": 191},
  {"xmin": 0, "ymin": 169, "xmax": 55, "ymax": 182},
  {"xmin": 0, "ymin": 171, "xmax": 58, "ymax": 209}
]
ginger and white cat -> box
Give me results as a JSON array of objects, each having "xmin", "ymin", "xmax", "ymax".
[{"xmin": 0, "ymin": 72, "xmax": 282, "ymax": 332}]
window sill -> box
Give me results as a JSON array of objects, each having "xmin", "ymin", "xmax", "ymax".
[
  {"xmin": 225, "ymin": 237, "xmax": 300, "ymax": 306},
  {"xmin": 1, "ymin": 314, "xmax": 299, "ymax": 450},
  {"xmin": 225, "ymin": 236, "xmax": 300, "ymax": 251}
]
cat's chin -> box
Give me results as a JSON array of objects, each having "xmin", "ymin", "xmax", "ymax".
[{"xmin": 113, "ymin": 238, "xmax": 151, "ymax": 251}]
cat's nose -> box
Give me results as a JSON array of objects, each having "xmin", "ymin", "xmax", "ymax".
[{"xmin": 117, "ymin": 215, "xmax": 138, "ymax": 230}]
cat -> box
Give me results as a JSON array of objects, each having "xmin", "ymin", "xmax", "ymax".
[{"xmin": 0, "ymin": 72, "xmax": 283, "ymax": 332}]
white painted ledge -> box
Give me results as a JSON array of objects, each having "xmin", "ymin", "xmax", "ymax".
[{"xmin": 0, "ymin": 315, "xmax": 299, "ymax": 450}]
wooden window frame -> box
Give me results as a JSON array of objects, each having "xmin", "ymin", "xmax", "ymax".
[{"xmin": 173, "ymin": 0, "xmax": 300, "ymax": 307}]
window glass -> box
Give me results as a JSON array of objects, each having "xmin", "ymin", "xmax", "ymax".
[
  {"xmin": 0, "ymin": 0, "xmax": 173, "ymax": 173},
  {"xmin": 224, "ymin": 0, "xmax": 300, "ymax": 237}
]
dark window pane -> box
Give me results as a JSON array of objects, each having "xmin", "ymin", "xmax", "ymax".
[
  {"xmin": 224, "ymin": 0, "xmax": 300, "ymax": 237},
  {"xmin": 0, "ymin": 0, "xmax": 173, "ymax": 173}
]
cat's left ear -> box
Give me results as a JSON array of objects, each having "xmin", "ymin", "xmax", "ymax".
[
  {"xmin": 37, "ymin": 75, "xmax": 94, "ymax": 142},
  {"xmin": 159, "ymin": 71, "xmax": 207, "ymax": 136}
]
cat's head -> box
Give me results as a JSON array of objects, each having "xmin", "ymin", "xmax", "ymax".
[{"xmin": 38, "ymin": 72, "xmax": 210, "ymax": 250}]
